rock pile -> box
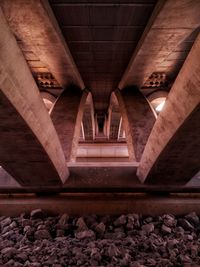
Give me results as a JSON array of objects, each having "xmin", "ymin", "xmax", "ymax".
[{"xmin": 0, "ymin": 210, "xmax": 200, "ymax": 266}]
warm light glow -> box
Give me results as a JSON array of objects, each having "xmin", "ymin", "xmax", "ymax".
[
  {"xmin": 43, "ymin": 98, "xmax": 53, "ymax": 111},
  {"xmin": 156, "ymin": 100, "xmax": 165, "ymax": 112}
]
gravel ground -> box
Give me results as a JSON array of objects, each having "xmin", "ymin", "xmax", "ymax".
[{"xmin": 1, "ymin": 210, "xmax": 200, "ymax": 266}]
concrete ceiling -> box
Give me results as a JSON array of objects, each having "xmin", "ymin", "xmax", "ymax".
[
  {"xmin": 49, "ymin": 0, "xmax": 157, "ymax": 112},
  {"xmin": 1, "ymin": 0, "xmax": 200, "ymax": 117}
]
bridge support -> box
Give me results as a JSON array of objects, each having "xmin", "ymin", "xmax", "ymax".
[
  {"xmin": 51, "ymin": 87, "xmax": 89, "ymax": 162},
  {"xmin": 0, "ymin": 8, "xmax": 68, "ymax": 186},
  {"xmin": 138, "ymin": 34, "xmax": 200, "ymax": 185},
  {"xmin": 115, "ymin": 87, "xmax": 156, "ymax": 161}
]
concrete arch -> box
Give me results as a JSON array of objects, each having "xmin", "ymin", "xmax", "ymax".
[
  {"xmin": 107, "ymin": 93, "xmax": 122, "ymax": 140},
  {"xmin": 0, "ymin": 8, "xmax": 68, "ymax": 186},
  {"xmin": 50, "ymin": 86, "xmax": 89, "ymax": 162},
  {"xmin": 138, "ymin": 34, "xmax": 200, "ymax": 185},
  {"xmin": 148, "ymin": 90, "xmax": 168, "ymax": 114},
  {"xmin": 115, "ymin": 87, "xmax": 156, "ymax": 162},
  {"xmin": 40, "ymin": 91, "xmax": 56, "ymax": 111},
  {"xmin": 82, "ymin": 92, "xmax": 95, "ymax": 141}
]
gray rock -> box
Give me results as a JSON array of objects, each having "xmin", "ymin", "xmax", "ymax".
[
  {"xmin": 142, "ymin": 223, "xmax": 154, "ymax": 234},
  {"xmin": 16, "ymin": 253, "xmax": 28, "ymax": 262},
  {"xmin": 24, "ymin": 262, "xmax": 41, "ymax": 267},
  {"xmin": 108, "ymin": 244, "xmax": 121, "ymax": 257},
  {"xmin": 161, "ymin": 224, "xmax": 172, "ymax": 234},
  {"xmin": 163, "ymin": 214, "xmax": 176, "ymax": 227},
  {"xmin": 10, "ymin": 221, "xmax": 17, "ymax": 229},
  {"xmin": 30, "ymin": 209, "xmax": 44, "ymax": 219},
  {"xmin": 191, "ymin": 245, "xmax": 198, "ymax": 258},
  {"xmin": 34, "ymin": 229, "xmax": 51, "ymax": 240},
  {"xmin": 1, "ymin": 217, "xmax": 12, "ymax": 228},
  {"xmin": 56, "ymin": 229, "xmax": 65, "ymax": 237},
  {"xmin": 76, "ymin": 217, "xmax": 88, "ymax": 232},
  {"xmin": 75, "ymin": 230, "xmax": 95, "ymax": 240},
  {"xmin": 114, "ymin": 215, "xmax": 126, "ymax": 226},
  {"xmin": 127, "ymin": 214, "xmax": 140, "ymax": 230},
  {"xmin": 4, "ymin": 259, "xmax": 15, "ymax": 267},
  {"xmin": 185, "ymin": 212, "xmax": 200, "ymax": 226},
  {"xmin": 167, "ymin": 239, "xmax": 178, "ymax": 249},
  {"xmin": 1, "ymin": 247, "xmax": 17, "ymax": 258},
  {"xmin": 178, "ymin": 218, "xmax": 194, "ymax": 231},
  {"xmin": 95, "ymin": 222, "xmax": 106, "ymax": 236},
  {"xmin": 58, "ymin": 213, "xmax": 69, "ymax": 225}
]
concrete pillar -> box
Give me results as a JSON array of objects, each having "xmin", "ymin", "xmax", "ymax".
[
  {"xmin": 108, "ymin": 92, "xmax": 122, "ymax": 141},
  {"xmin": 0, "ymin": 8, "xmax": 68, "ymax": 186},
  {"xmin": 115, "ymin": 87, "xmax": 156, "ymax": 161},
  {"xmin": 138, "ymin": 34, "xmax": 200, "ymax": 185},
  {"xmin": 95, "ymin": 114, "xmax": 99, "ymax": 136},
  {"xmin": 82, "ymin": 93, "xmax": 95, "ymax": 141},
  {"xmin": 50, "ymin": 86, "xmax": 88, "ymax": 162}
]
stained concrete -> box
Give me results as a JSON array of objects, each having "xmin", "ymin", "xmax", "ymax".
[
  {"xmin": 115, "ymin": 87, "xmax": 156, "ymax": 161},
  {"xmin": 1, "ymin": 0, "xmax": 84, "ymax": 90},
  {"xmin": 138, "ymin": 34, "xmax": 200, "ymax": 185},
  {"xmin": 0, "ymin": 8, "xmax": 68, "ymax": 186},
  {"xmin": 51, "ymin": 86, "xmax": 88, "ymax": 162},
  {"xmin": 119, "ymin": 0, "xmax": 200, "ymax": 89}
]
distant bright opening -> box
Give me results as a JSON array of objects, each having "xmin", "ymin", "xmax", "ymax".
[
  {"xmin": 43, "ymin": 98, "xmax": 54, "ymax": 111},
  {"xmin": 155, "ymin": 100, "xmax": 166, "ymax": 112}
]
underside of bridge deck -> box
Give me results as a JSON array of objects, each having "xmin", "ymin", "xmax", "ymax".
[{"xmin": 0, "ymin": 0, "xmax": 199, "ymax": 196}]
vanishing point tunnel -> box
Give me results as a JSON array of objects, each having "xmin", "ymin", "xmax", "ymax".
[
  {"xmin": 0, "ymin": 0, "xmax": 199, "ymax": 191},
  {"xmin": 0, "ymin": 1, "xmax": 200, "ymax": 266}
]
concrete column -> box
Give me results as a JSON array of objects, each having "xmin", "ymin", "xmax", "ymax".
[
  {"xmin": 0, "ymin": 8, "xmax": 68, "ymax": 186},
  {"xmin": 50, "ymin": 86, "xmax": 88, "ymax": 162},
  {"xmin": 82, "ymin": 93, "xmax": 95, "ymax": 141},
  {"xmin": 95, "ymin": 114, "xmax": 99, "ymax": 136},
  {"xmin": 115, "ymin": 87, "xmax": 156, "ymax": 161},
  {"xmin": 138, "ymin": 34, "xmax": 200, "ymax": 185}
]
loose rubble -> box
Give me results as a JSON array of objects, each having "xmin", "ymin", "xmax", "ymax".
[{"xmin": 0, "ymin": 210, "xmax": 200, "ymax": 266}]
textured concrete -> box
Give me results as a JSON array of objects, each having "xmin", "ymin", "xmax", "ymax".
[
  {"xmin": 1, "ymin": 0, "xmax": 84, "ymax": 90},
  {"xmin": 82, "ymin": 93, "xmax": 95, "ymax": 141},
  {"xmin": 115, "ymin": 87, "xmax": 156, "ymax": 161},
  {"xmin": 1, "ymin": 194, "xmax": 200, "ymax": 217},
  {"xmin": 51, "ymin": 86, "xmax": 88, "ymax": 162},
  {"xmin": 119, "ymin": 0, "xmax": 200, "ymax": 89},
  {"xmin": 49, "ymin": 1, "xmax": 156, "ymax": 112},
  {"xmin": 0, "ymin": 8, "xmax": 68, "ymax": 186},
  {"xmin": 138, "ymin": 34, "xmax": 200, "ymax": 185}
]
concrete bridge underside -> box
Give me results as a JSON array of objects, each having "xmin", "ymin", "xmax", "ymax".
[{"xmin": 0, "ymin": 0, "xmax": 199, "ymax": 191}]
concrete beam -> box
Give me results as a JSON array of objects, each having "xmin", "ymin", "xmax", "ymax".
[
  {"xmin": 1, "ymin": 194, "xmax": 200, "ymax": 217},
  {"xmin": 115, "ymin": 87, "xmax": 156, "ymax": 161},
  {"xmin": 119, "ymin": 0, "xmax": 200, "ymax": 89},
  {"xmin": 0, "ymin": 8, "xmax": 68, "ymax": 186},
  {"xmin": 50, "ymin": 86, "xmax": 88, "ymax": 162},
  {"xmin": 138, "ymin": 34, "xmax": 200, "ymax": 185},
  {"xmin": 1, "ymin": 0, "xmax": 84, "ymax": 89}
]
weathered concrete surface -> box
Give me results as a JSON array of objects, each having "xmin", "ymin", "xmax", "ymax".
[
  {"xmin": 119, "ymin": 0, "xmax": 200, "ymax": 89},
  {"xmin": 1, "ymin": 0, "xmax": 84, "ymax": 90},
  {"xmin": 0, "ymin": 8, "xmax": 68, "ymax": 186},
  {"xmin": 138, "ymin": 34, "xmax": 200, "ymax": 185},
  {"xmin": 51, "ymin": 87, "xmax": 88, "ymax": 162},
  {"xmin": 115, "ymin": 87, "xmax": 156, "ymax": 161},
  {"xmin": 1, "ymin": 194, "xmax": 200, "ymax": 217},
  {"xmin": 0, "ymin": 167, "xmax": 20, "ymax": 188},
  {"xmin": 82, "ymin": 93, "xmax": 95, "ymax": 141},
  {"xmin": 107, "ymin": 93, "xmax": 122, "ymax": 141}
]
